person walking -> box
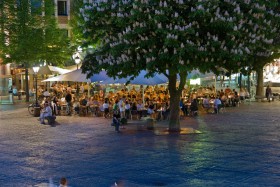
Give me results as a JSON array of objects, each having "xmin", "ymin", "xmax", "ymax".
[{"xmin": 265, "ymin": 85, "xmax": 272, "ymax": 102}]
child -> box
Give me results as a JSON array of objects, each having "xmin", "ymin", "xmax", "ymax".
[{"xmin": 112, "ymin": 114, "xmax": 120, "ymax": 133}]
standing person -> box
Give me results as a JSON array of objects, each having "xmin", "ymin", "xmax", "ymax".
[
  {"xmin": 118, "ymin": 97, "xmax": 125, "ymax": 119},
  {"xmin": 179, "ymin": 98, "xmax": 187, "ymax": 116},
  {"xmin": 39, "ymin": 102, "xmax": 52, "ymax": 124},
  {"xmin": 113, "ymin": 99, "xmax": 120, "ymax": 118},
  {"xmin": 65, "ymin": 91, "xmax": 72, "ymax": 115},
  {"xmin": 12, "ymin": 86, "xmax": 19, "ymax": 99},
  {"xmin": 124, "ymin": 100, "xmax": 131, "ymax": 119},
  {"xmin": 52, "ymin": 94, "xmax": 59, "ymax": 115},
  {"xmin": 73, "ymin": 98, "xmax": 80, "ymax": 115},
  {"xmin": 265, "ymin": 85, "xmax": 272, "ymax": 102},
  {"xmin": 103, "ymin": 99, "xmax": 110, "ymax": 118}
]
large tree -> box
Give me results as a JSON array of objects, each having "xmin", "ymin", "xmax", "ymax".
[
  {"xmin": 78, "ymin": 0, "xmax": 279, "ymax": 131},
  {"xmin": 0, "ymin": 0, "xmax": 71, "ymax": 102},
  {"xmin": 226, "ymin": 1, "xmax": 280, "ymax": 96}
]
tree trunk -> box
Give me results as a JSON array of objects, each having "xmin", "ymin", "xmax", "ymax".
[
  {"xmin": 167, "ymin": 72, "xmax": 187, "ymax": 132},
  {"xmin": 25, "ymin": 68, "xmax": 29, "ymax": 102},
  {"xmin": 255, "ymin": 67, "xmax": 264, "ymax": 97},
  {"xmin": 239, "ymin": 73, "xmax": 242, "ymax": 90}
]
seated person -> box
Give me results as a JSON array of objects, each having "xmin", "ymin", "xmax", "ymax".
[
  {"xmin": 73, "ymin": 98, "xmax": 80, "ymax": 114},
  {"xmin": 79, "ymin": 96, "xmax": 88, "ymax": 115},
  {"xmin": 232, "ymin": 89, "xmax": 239, "ymax": 106},
  {"xmin": 80, "ymin": 96, "xmax": 88, "ymax": 107},
  {"xmin": 39, "ymin": 102, "xmax": 53, "ymax": 124},
  {"xmin": 162, "ymin": 102, "xmax": 170, "ymax": 120},
  {"xmin": 213, "ymin": 97, "xmax": 222, "ymax": 114},
  {"xmin": 202, "ymin": 96, "xmax": 211, "ymax": 108},
  {"xmin": 202, "ymin": 96, "xmax": 212, "ymax": 113},
  {"xmin": 147, "ymin": 101, "xmax": 155, "ymax": 115},
  {"xmin": 190, "ymin": 99, "xmax": 199, "ymax": 115}
]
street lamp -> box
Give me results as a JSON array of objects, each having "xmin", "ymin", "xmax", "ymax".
[
  {"xmin": 33, "ymin": 66, "xmax": 40, "ymax": 107},
  {"xmin": 74, "ymin": 55, "xmax": 81, "ymax": 70},
  {"xmin": 73, "ymin": 54, "xmax": 81, "ymax": 96}
]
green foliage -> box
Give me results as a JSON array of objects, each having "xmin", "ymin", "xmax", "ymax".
[
  {"xmin": 78, "ymin": 0, "xmax": 279, "ymax": 81},
  {"xmin": 0, "ymin": 0, "xmax": 72, "ymax": 67}
]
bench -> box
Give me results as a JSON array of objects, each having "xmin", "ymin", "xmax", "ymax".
[
  {"xmin": 255, "ymin": 95, "xmax": 278, "ymax": 102},
  {"xmin": 255, "ymin": 95, "xmax": 266, "ymax": 102},
  {"xmin": 45, "ymin": 116, "xmax": 56, "ymax": 125},
  {"xmin": 136, "ymin": 117, "xmax": 156, "ymax": 130}
]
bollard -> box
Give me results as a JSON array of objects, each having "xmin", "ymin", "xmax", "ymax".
[
  {"xmin": 146, "ymin": 118, "xmax": 155, "ymax": 130},
  {"xmin": 34, "ymin": 107, "xmax": 41, "ymax": 117}
]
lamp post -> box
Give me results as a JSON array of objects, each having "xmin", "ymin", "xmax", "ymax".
[
  {"xmin": 73, "ymin": 55, "xmax": 81, "ymax": 96},
  {"xmin": 33, "ymin": 66, "xmax": 40, "ymax": 107},
  {"xmin": 74, "ymin": 56, "xmax": 80, "ymax": 70}
]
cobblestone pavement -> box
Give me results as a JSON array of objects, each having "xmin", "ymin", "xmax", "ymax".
[{"xmin": 0, "ymin": 101, "xmax": 280, "ymax": 187}]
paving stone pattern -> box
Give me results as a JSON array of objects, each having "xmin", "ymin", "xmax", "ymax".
[{"xmin": 0, "ymin": 101, "xmax": 280, "ymax": 187}]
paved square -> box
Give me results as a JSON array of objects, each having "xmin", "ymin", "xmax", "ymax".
[{"xmin": 0, "ymin": 101, "xmax": 280, "ymax": 186}]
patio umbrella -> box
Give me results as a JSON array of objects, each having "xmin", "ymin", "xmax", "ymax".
[
  {"xmin": 101, "ymin": 70, "xmax": 168, "ymax": 85},
  {"xmin": 42, "ymin": 69, "xmax": 90, "ymax": 82},
  {"xmin": 29, "ymin": 65, "xmax": 71, "ymax": 75},
  {"xmin": 187, "ymin": 70, "xmax": 215, "ymax": 79},
  {"xmin": 101, "ymin": 70, "xmax": 168, "ymax": 104},
  {"xmin": 90, "ymin": 70, "xmax": 110, "ymax": 83}
]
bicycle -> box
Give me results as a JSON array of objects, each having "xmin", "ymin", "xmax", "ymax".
[
  {"xmin": 28, "ymin": 98, "xmax": 44, "ymax": 115},
  {"xmin": 28, "ymin": 103, "xmax": 41, "ymax": 115}
]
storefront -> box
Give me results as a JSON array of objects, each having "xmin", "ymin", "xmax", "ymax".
[{"xmin": 264, "ymin": 59, "xmax": 280, "ymax": 86}]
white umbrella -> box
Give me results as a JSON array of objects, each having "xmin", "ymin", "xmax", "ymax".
[
  {"xmin": 101, "ymin": 70, "xmax": 168, "ymax": 104},
  {"xmin": 101, "ymin": 70, "xmax": 168, "ymax": 85},
  {"xmin": 42, "ymin": 69, "xmax": 90, "ymax": 82},
  {"xmin": 30, "ymin": 65, "xmax": 71, "ymax": 75}
]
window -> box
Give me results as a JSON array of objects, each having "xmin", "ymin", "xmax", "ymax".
[{"xmin": 57, "ymin": 1, "xmax": 67, "ymax": 16}]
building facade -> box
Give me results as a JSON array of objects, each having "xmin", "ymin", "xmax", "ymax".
[{"xmin": 0, "ymin": 0, "xmax": 71, "ymax": 103}]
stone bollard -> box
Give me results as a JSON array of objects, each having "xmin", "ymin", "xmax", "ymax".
[
  {"xmin": 146, "ymin": 118, "xmax": 155, "ymax": 130},
  {"xmin": 34, "ymin": 107, "xmax": 41, "ymax": 117}
]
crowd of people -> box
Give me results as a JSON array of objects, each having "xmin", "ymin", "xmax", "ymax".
[{"xmin": 35, "ymin": 82, "xmax": 272, "ymax": 127}]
